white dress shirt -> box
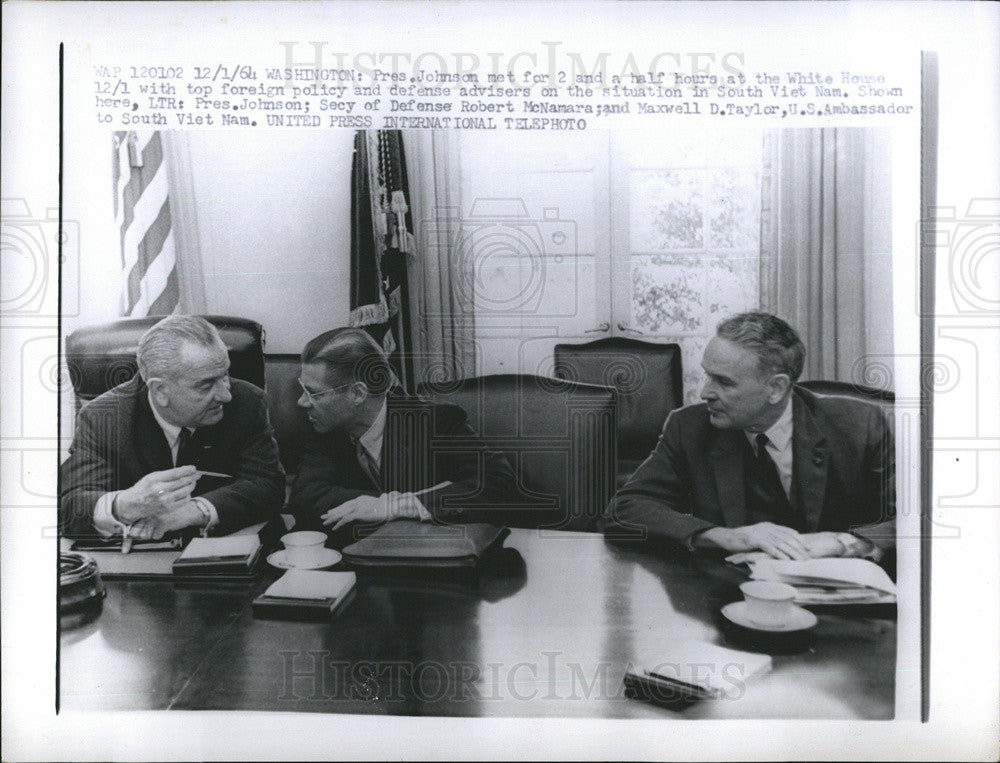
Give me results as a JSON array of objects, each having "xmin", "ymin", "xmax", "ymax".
[{"xmin": 92, "ymin": 394, "xmax": 219, "ymax": 537}]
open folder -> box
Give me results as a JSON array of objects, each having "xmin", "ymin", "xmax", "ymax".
[{"xmin": 748, "ymin": 557, "xmax": 897, "ymax": 604}]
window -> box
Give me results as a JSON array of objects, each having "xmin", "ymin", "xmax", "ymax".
[{"xmin": 460, "ymin": 129, "xmax": 765, "ymax": 402}]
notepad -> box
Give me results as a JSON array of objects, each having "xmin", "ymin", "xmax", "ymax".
[
  {"xmin": 177, "ymin": 534, "xmax": 262, "ymax": 562},
  {"xmin": 626, "ymin": 641, "xmax": 772, "ymax": 702},
  {"xmin": 173, "ymin": 534, "xmax": 263, "ymax": 575},
  {"xmin": 252, "ymin": 570, "xmax": 358, "ymax": 621},
  {"xmin": 263, "ymin": 570, "xmax": 357, "ymax": 601}
]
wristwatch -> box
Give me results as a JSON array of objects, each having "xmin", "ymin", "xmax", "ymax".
[{"xmin": 193, "ymin": 498, "xmax": 213, "ymax": 533}]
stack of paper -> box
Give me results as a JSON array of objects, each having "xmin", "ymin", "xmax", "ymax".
[
  {"xmin": 253, "ymin": 570, "xmax": 357, "ymax": 621},
  {"xmin": 262, "ymin": 570, "xmax": 356, "ymax": 602},
  {"xmin": 632, "ymin": 641, "xmax": 772, "ymax": 700},
  {"xmin": 173, "ymin": 534, "xmax": 263, "ymax": 574},
  {"xmin": 749, "ymin": 558, "xmax": 896, "ymax": 604}
]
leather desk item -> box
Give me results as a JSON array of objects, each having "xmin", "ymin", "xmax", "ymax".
[{"xmin": 341, "ymin": 520, "xmax": 509, "ymax": 570}]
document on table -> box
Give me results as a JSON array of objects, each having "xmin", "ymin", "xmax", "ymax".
[{"xmin": 262, "ymin": 570, "xmax": 357, "ymax": 601}]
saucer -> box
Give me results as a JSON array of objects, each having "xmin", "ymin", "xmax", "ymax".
[
  {"xmin": 267, "ymin": 548, "xmax": 342, "ymax": 570},
  {"xmin": 721, "ymin": 601, "xmax": 818, "ymax": 633}
]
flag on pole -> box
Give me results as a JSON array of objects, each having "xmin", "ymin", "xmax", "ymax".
[
  {"xmin": 349, "ymin": 130, "xmax": 415, "ymax": 391},
  {"xmin": 112, "ymin": 130, "xmax": 179, "ymax": 317}
]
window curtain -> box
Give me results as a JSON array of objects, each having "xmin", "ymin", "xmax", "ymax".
[
  {"xmin": 403, "ymin": 131, "xmax": 477, "ymax": 385},
  {"xmin": 349, "ymin": 130, "xmax": 415, "ymax": 392},
  {"xmin": 160, "ymin": 131, "xmax": 207, "ymax": 314},
  {"xmin": 760, "ymin": 128, "xmax": 894, "ymax": 388}
]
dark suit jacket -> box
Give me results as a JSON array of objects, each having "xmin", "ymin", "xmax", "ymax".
[
  {"xmin": 604, "ymin": 387, "xmax": 895, "ymax": 551},
  {"xmin": 287, "ymin": 393, "xmax": 524, "ymax": 544},
  {"xmin": 59, "ymin": 375, "xmax": 285, "ymax": 538}
]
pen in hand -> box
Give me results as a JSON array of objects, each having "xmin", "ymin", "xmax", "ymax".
[{"xmin": 412, "ymin": 481, "xmax": 453, "ymax": 497}]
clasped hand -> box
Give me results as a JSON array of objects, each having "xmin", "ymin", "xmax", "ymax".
[
  {"xmin": 321, "ymin": 491, "xmax": 428, "ymax": 531},
  {"xmin": 699, "ymin": 523, "xmax": 847, "ymax": 562},
  {"xmin": 115, "ymin": 466, "xmax": 205, "ymax": 539}
]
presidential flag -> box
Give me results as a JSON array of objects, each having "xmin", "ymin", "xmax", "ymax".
[{"xmin": 349, "ymin": 130, "xmax": 415, "ymax": 392}]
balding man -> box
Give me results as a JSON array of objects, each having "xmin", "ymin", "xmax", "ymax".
[
  {"xmin": 606, "ymin": 312, "xmax": 895, "ymax": 563},
  {"xmin": 60, "ymin": 315, "xmax": 285, "ymax": 540}
]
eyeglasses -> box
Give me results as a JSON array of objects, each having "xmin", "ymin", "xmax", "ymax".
[{"xmin": 297, "ymin": 379, "xmax": 354, "ymax": 403}]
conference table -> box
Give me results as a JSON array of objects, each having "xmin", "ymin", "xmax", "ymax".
[{"xmin": 59, "ymin": 529, "xmax": 895, "ymax": 719}]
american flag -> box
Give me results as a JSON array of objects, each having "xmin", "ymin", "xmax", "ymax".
[{"xmin": 112, "ymin": 131, "xmax": 178, "ymax": 316}]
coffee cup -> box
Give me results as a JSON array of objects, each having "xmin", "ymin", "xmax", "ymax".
[
  {"xmin": 739, "ymin": 580, "xmax": 798, "ymax": 627},
  {"xmin": 281, "ymin": 531, "xmax": 327, "ymax": 567}
]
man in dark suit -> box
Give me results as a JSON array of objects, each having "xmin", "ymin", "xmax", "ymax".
[
  {"xmin": 60, "ymin": 316, "xmax": 285, "ymax": 540},
  {"xmin": 287, "ymin": 327, "xmax": 521, "ymax": 545},
  {"xmin": 605, "ymin": 312, "xmax": 894, "ymax": 561}
]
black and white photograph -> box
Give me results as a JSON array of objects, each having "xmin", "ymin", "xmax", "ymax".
[
  {"xmin": 3, "ymin": 2, "xmax": 999, "ymax": 760},
  {"xmin": 55, "ymin": 125, "xmax": 901, "ymax": 721}
]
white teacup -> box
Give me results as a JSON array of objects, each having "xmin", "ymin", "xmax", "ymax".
[
  {"xmin": 739, "ymin": 581, "xmax": 798, "ymax": 627},
  {"xmin": 281, "ymin": 531, "xmax": 327, "ymax": 568}
]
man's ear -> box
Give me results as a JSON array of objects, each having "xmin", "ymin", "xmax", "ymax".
[
  {"xmin": 347, "ymin": 381, "xmax": 369, "ymax": 405},
  {"xmin": 767, "ymin": 373, "xmax": 792, "ymax": 403},
  {"xmin": 147, "ymin": 377, "xmax": 169, "ymax": 408}
]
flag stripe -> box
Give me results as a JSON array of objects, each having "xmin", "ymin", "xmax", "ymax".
[
  {"xmin": 124, "ymin": 198, "xmax": 172, "ymax": 313},
  {"xmin": 129, "ymin": 231, "xmax": 177, "ymax": 316},
  {"xmin": 146, "ymin": 268, "xmax": 180, "ymax": 317},
  {"xmin": 113, "ymin": 130, "xmax": 179, "ymax": 317},
  {"xmin": 120, "ymin": 162, "xmax": 169, "ymax": 279},
  {"xmin": 118, "ymin": 132, "xmax": 163, "ymax": 249}
]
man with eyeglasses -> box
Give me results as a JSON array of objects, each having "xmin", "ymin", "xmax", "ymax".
[
  {"xmin": 287, "ymin": 327, "xmax": 521, "ymax": 545},
  {"xmin": 60, "ymin": 315, "xmax": 285, "ymax": 540}
]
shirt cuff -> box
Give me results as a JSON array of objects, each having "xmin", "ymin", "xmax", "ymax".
[
  {"xmin": 192, "ymin": 497, "xmax": 218, "ymax": 536},
  {"xmin": 844, "ymin": 532, "xmax": 883, "ymax": 562},
  {"xmin": 414, "ymin": 500, "xmax": 432, "ymax": 523},
  {"xmin": 93, "ymin": 492, "xmax": 127, "ymax": 537},
  {"xmin": 685, "ymin": 527, "xmax": 714, "ymax": 552}
]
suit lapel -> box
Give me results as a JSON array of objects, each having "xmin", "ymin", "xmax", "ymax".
[
  {"xmin": 791, "ymin": 392, "xmax": 828, "ymax": 532},
  {"xmin": 710, "ymin": 429, "xmax": 748, "ymax": 527},
  {"xmin": 134, "ymin": 385, "xmax": 174, "ymax": 473}
]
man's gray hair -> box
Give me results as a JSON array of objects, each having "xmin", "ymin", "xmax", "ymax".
[
  {"xmin": 136, "ymin": 315, "xmax": 227, "ymax": 381},
  {"xmin": 715, "ymin": 311, "xmax": 806, "ymax": 382}
]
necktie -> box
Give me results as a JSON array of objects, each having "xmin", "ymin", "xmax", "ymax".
[
  {"xmin": 176, "ymin": 428, "xmax": 198, "ymax": 467},
  {"xmin": 745, "ymin": 433, "xmax": 794, "ymax": 526},
  {"xmin": 355, "ymin": 438, "xmax": 383, "ymax": 491},
  {"xmin": 755, "ymin": 434, "xmax": 787, "ymax": 500}
]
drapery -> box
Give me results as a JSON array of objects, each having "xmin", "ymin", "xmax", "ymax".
[
  {"xmin": 760, "ymin": 128, "xmax": 894, "ymax": 387},
  {"xmin": 403, "ymin": 131, "xmax": 477, "ymax": 385},
  {"xmin": 349, "ymin": 130, "xmax": 415, "ymax": 392}
]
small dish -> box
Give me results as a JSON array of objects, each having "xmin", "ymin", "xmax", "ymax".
[
  {"xmin": 267, "ymin": 548, "xmax": 342, "ymax": 570},
  {"xmin": 721, "ymin": 600, "xmax": 818, "ymax": 632}
]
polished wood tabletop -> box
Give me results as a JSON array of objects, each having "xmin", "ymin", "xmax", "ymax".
[{"xmin": 59, "ymin": 529, "xmax": 895, "ymax": 718}]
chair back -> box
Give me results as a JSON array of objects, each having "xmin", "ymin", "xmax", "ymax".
[
  {"xmin": 65, "ymin": 316, "xmax": 266, "ymax": 407},
  {"xmin": 263, "ymin": 354, "xmax": 314, "ymax": 474},
  {"xmin": 418, "ymin": 374, "xmax": 617, "ymax": 531},
  {"xmin": 798, "ymin": 380, "xmax": 895, "ymax": 419},
  {"xmin": 554, "ymin": 337, "xmax": 682, "ymax": 464}
]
